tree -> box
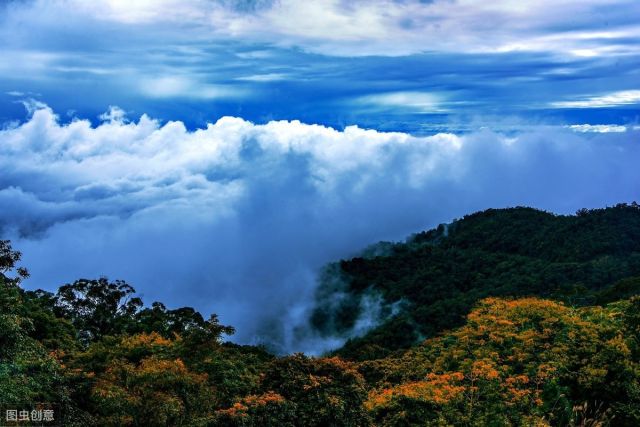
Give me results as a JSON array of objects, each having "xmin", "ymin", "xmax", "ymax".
[
  {"xmin": 220, "ymin": 354, "xmax": 371, "ymax": 427},
  {"xmin": 364, "ymin": 297, "xmax": 639, "ymax": 426},
  {"xmin": 54, "ymin": 278, "xmax": 143, "ymax": 343},
  {"xmin": 0, "ymin": 239, "xmax": 29, "ymax": 286},
  {"xmin": 0, "ymin": 242, "xmax": 67, "ymax": 408},
  {"xmin": 86, "ymin": 332, "xmax": 213, "ymax": 426}
]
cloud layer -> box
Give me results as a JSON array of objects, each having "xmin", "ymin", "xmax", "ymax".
[
  {"xmin": 2, "ymin": 0, "xmax": 639, "ymax": 133},
  {"xmin": 31, "ymin": 0, "xmax": 640, "ymax": 57},
  {"xmin": 1, "ymin": 104, "xmax": 639, "ymax": 352}
]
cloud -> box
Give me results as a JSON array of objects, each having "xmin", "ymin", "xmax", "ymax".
[
  {"xmin": 353, "ymin": 91, "xmax": 447, "ymax": 114},
  {"xmin": 567, "ymin": 124, "xmax": 628, "ymax": 133},
  {"xmin": 1, "ymin": 104, "xmax": 639, "ymax": 353},
  {"xmin": 139, "ymin": 76, "xmax": 248, "ymax": 100},
  {"xmin": 5, "ymin": 0, "xmax": 640, "ymax": 57},
  {"xmin": 70, "ymin": 0, "xmax": 212, "ymax": 25},
  {"xmin": 206, "ymin": 0, "xmax": 640, "ymax": 57},
  {"xmin": 2, "ymin": 0, "xmax": 640, "ymax": 129},
  {"xmin": 98, "ymin": 105, "xmax": 128, "ymax": 122},
  {"xmin": 551, "ymin": 90, "xmax": 640, "ymax": 108},
  {"xmin": 236, "ymin": 73, "xmax": 289, "ymax": 82}
]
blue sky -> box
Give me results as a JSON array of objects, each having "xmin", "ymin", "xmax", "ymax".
[
  {"xmin": 1, "ymin": 0, "xmax": 639, "ymax": 131},
  {"xmin": 1, "ymin": 0, "xmax": 639, "ymax": 352}
]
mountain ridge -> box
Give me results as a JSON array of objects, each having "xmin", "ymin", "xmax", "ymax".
[{"xmin": 306, "ymin": 203, "xmax": 640, "ymax": 360}]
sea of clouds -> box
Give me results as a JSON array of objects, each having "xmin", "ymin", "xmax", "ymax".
[{"xmin": 1, "ymin": 103, "xmax": 639, "ymax": 353}]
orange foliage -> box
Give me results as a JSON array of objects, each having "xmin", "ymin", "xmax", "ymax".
[
  {"xmin": 215, "ymin": 391, "xmax": 286, "ymax": 419},
  {"xmin": 364, "ymin": 296, "xmax": 640, "ymax": 425},
  {"xmin": 366, "ymin": 372, "xmax": 466, "ymax": 410},
  {"xmin": 120, "ymin": 332, "xmax": 174, "ymax": 350}
]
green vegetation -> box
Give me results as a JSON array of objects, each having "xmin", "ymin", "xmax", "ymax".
[
  {"xmin": 312, "ymin": 203, "xmax": 640, "ymax": 360},
  {"xmin": 1, "ymin": 203, "xmax": 639, "ymax": 425}
]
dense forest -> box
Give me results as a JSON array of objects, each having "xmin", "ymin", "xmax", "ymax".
[
  {"xmin": 312, "ymin": 204, "xmax": 640, "ymax": 360},
  {"xmin": 1, "ymin": 203, "xmax": 640, "ymax": 426}
]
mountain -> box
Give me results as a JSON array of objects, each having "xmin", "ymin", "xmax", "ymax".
[
  {"xmin": 308, "ymin": 203, "xmax": 640, "ymax": 360},
  {"xmin": 2, "ymin": 203, "xmax": 640, "ymax": 426}
]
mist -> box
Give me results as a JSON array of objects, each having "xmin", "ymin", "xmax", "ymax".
[{"xmin": 1, "ymin": 103, "xmax": 639, "ymax": 353}]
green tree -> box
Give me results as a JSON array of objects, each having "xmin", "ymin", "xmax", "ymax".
[
  {"xmin": 0, "ymin": 241, "xmax": 65, "ymax": 405},
  {"xmin": 54, "ymin": 278, "xmax": 143, "ymax": 343},
  {"xmin": 218, "ymin": 354, "xmax": 371, "ymax": 427}
]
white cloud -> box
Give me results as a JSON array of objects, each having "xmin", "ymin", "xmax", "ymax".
[
  {"xmin": 1, "ymin": 104, "xmax": 639, "ymax": 353},
  {"xmin": 567, "ymin": 124, "xmax": 628, "ymax": 133},
  {"xmin": 236, "ymin": 73, "xmax": 289, "ymax": 82},
  {"xmin": 354, "ymin": 91, "xmax": 446, "ymax": 113},
  {"xmin": 8, "ymin": 0, "xmax": 640, "ymax": 57},
  {"xmin": 98, "ymin": 106, "xmax": 128, "ymax": 123},
  {"xmin": 209, "ymin": 0, "xmax": 640, "ymax": 57},
  {"xmin": 72, "ymin": 0, "xmax": 210, "ymax": 24},
  {"xmin": 552, "ymin": 90, "xmax": 640, "ymax": 108},
  {"xmin": 139, "ymin": 76, "xmax": 247, "ymax": 100},
  {"xmin": 235, "ymin": 50, "xmax": 275, "ymax": 59},
  {"xmin": 0, "ymin": 50, "xmax": 60, "ymax": 77}
]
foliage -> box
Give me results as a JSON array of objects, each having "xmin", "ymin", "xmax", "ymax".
[
  {"xmin": 214, "ymin": 354, "xmax": 370, "ymax": 426},
  {"xmin": 0, "ymin": 239, "xmax": 30, "ymax": 285},
  {"xmin": 53, "ymin": 278, "xmax": 143, "ymax": 344},
  {"xmin": 0, "ymin": 241, "xmax": 77, "ymax": 422},
  {"xmin": 311, "ymin": 204, "xmax": 640, "ymax": 359},
  {"xmin": 362, "ymin": 297, "xmax": 640, "ymax": 426},
  {"xmin": 212, "ymin": 391, "xmax": 295, "ymax": 426},
  {"xmin": 1, "ymin": 204, "xmax": 640, "ymax": 425}
]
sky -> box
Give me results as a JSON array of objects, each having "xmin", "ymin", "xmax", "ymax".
[{"xmin": 1, "ymin": 0, "xmax": 639, "ymax": 353}]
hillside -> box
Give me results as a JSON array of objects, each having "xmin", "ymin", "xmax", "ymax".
[
  {"xmin": 359, "ymin": 296, "xmax": 640, "ymax": 426},
  {"xmin": 308, "ymin": 203, "xmax": 640, "ymax": 360},
  {"xmin": 1, "ymin": 203, "xmax": 640, "ymax": 425}
]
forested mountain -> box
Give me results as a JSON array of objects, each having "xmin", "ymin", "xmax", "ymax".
[
  {"xmin": 1, "ymin": 203, "xmax": 639, "ymax": 426},
  {"xmin": 309, "ymin": 203, "xmax": 640, "ymax": 360}
]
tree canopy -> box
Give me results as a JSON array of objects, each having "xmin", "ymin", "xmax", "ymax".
[
  {"xmin": 1, "ymin": 204, "xmax": 639, "ymax": 425},
  {"xmin": 310, "ymin": 204, "xmax": 640, "ymax": 360}
]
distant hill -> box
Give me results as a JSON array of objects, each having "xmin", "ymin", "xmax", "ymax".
[{"xmin": 308, "ymin": 203, "xmax": 640, "ymax": 360}]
